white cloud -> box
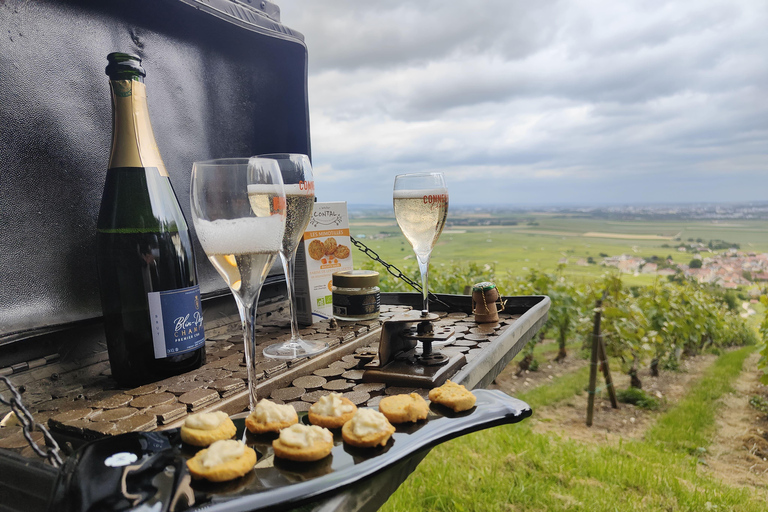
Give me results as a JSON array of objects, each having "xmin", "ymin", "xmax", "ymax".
[{"xmin": 278, "ymin": 0, "xmax": 768, "ymax": 205}]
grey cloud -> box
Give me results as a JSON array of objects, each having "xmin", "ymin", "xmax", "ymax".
[{"xmin": 278, "ymin": 0, "xmax": 768, "ymax": 205}]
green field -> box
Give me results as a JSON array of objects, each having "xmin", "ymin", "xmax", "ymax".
[{"xmin": 349, "ymin": 211, "xmax": 768, "ymax": 287}]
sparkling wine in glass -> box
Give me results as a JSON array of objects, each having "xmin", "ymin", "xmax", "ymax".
[
  {"xmin": 393, "ymin": 173, "xmax": 449, "ymax": 317},
  {"xmin": 190, "ymin": 157, "xmax": 286, "ymax": 410},
  {"xmin": 260, "ymin": 154, "xmax": 328, "ymax": 360}
]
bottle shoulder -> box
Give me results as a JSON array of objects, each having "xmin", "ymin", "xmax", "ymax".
[{"xmin": 97, "ymin": 166, "xmax": 189, "ymax": 233}]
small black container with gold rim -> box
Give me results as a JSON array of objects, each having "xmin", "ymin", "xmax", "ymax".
[{"xmin": 332, "ymin": 270, "xmax": 380, "ymax": 321}]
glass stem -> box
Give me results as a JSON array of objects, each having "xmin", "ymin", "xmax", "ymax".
[
  {"xmin": 280, "ymin": 251, "xmax": 301, "ymax": 344},
  {"xmin": 236, "ymin": 297, "xmax": 260, "ymax": 411},
  {"xmin": 417, "ymin": 253, "xmax": 431, "ymax": 316}
]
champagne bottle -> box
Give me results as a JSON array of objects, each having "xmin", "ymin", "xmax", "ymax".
[{"xmin": 97, "ymin": 53, "xmax": 205, "ymax": 387}]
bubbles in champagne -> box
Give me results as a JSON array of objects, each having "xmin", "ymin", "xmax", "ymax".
[
  {"xmin": 282, "ymin": 184, "xmax": 315, "ymax": 253},
  {"xmin": 193, "ymin": 216, "xmax": 284, "ymax": 255},
  {"xmin": 392, "ymin": 188, "xmax": 449, "ymax": 201},
  {"xmin": 246, "ymin": 184, "xmax": 285, "ymax": 217},
  {"xmin": 282, "ymin": 183, "xmax": 314, "ymax": 196},
  {"xmin": 393, "ymin": 187, "xmax": 449, "ymax": 257}
]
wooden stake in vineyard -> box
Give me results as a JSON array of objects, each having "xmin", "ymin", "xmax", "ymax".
[{"xmin": 587, "ymin": 293, "xmax": 618, "ymax": 427}]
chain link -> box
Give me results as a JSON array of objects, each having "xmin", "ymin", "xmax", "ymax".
[
  {"xmin": 349, "ymin": 236, "xmax": 455, "ymax": 312},
  {"xmin": 0, "ymin": 376, "xmax": 63, "ymax": 468}
]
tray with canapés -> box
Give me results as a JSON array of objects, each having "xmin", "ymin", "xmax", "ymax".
[{"xmin": 51, "ymin": 388, "xmax": 530, "ymax": 512}]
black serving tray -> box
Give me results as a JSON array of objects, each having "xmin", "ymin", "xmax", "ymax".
[{"xmin": 49, "ymin": 389, "xmax": 530, "ymax": 512}]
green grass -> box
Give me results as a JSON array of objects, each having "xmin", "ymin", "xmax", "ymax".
[
  {"xmin": 645, "ymin": 346, "xmax": 754, "ymax": 454},
  {"xmin": 517, "ymin": 365, "xmax": 590, "ymax": 407},
  {"xmin": 350, "ymin": 213, "xmax": 768, "ymax": 287},
  {"xmin": 616, "ymin": 387, "xmax": 661, "ymax": 410},
  {"xmin": 380, "ymin": 347, "xmax": 763, "ymax": 512}
]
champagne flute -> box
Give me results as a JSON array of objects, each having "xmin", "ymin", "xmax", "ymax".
[
  {"xmin": 190, "ymin": 157, "xmax": 286, "ymax": 410},
  {"xmin": 260, "ymin": 154, "xmax": 329, "ymax": 360},
  {"xmin": 393, "ymin": 173, "xmax": 449, "ymax": 317}
]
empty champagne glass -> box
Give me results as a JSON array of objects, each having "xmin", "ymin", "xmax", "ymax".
[
  {"xmin": 393, "ymin": 173, "xmax": 449, "ymax": 317},
  {"xmin": 190, "ymin": 157, "xmax": 286, "ymax": 410},
  {"xmin": 260, "ymin": 154, "xmax": 328, "ymax": 360}
]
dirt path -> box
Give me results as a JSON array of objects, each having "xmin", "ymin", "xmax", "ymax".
[
  {"xmin": 490, "ymin": 339, "xmax": 587, "ymax": 396},
  {"xmin": 492, "ymin": 346, "xmax": 768, "ymax": 496},
  {"xmin": 527, "ymin": 353, "xmax": 717, "ymax": 444},
  {"xmin": 705, "ymin": 352, "xmax": 768, "ymax": 492}
]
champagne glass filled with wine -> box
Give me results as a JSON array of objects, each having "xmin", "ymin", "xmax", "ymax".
[
  {"xmin": 260, "ymin": 154, "xmax": 328, "ymax": 360},
  {"xmin": 190, "ymin": 158, "xmax": 286, "ymax": 410},
  {"xmin": 393, "ymin": 173, "xmax": 449, "ymax": 317}
]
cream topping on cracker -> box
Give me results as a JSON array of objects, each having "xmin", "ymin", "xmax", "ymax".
[
  {"xmin": 185, "ymin": 411, "xmax": 229, "ymax": 430},
  {"xmin": 279, "ymin": 423, "xmax": 332, "ymax": 448},
  {"xmin": 200, "ymin": 439, "xmax": 245, "ymax": 468},
  {"xmin": 252, "ymin": 399, "xmax": 295, "ymax": 423},
  {"xmin": 312, "ymin": 392, "xmax": 354, "ymax": 416},
  {"xmin": 349, "ymin": 408, "xmax": 390, "ymax": 437}
]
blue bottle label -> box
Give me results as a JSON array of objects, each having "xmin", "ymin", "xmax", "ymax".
[{"xmin": 147, "ymin": 285, "xmax": 205, "ymax": 359}]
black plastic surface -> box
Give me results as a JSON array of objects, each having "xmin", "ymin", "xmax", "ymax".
[
  {"xmin": 0, "ymin": 0, "xmax": 309, "ymax": 340},
  {"xmin": 48, "ymin": 390, "xmax": 530, "ymax": 512}
]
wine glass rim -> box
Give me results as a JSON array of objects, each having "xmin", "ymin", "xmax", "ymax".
[
  {"xmin": 256, "ymin": 153, "xmax": 310, "ymax": 160},
  {"xmin": 394, "ymin": 172, "xmax": 445, "ymax": 178},
  {"xmin": 193, "ymin": 157, "xmax": 276, "ymax": 166}
]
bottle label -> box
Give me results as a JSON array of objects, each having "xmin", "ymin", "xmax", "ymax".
[{"xmin": 148, "ymin": 285, "xmax": 205, "ymax": 358}]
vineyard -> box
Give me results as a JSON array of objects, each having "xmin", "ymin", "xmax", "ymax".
[
  {"xmin": 351, "ymin": 212, "xmax": 768, "ymax": 509},
  {"xmin": 360, "ymin": 260, "xmax": 768, "ymax": 511},
  {"xmin": 360, "ymin": 259, "xmax": 765, "ymax": 387}
]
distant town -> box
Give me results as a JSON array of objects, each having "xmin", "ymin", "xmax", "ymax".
[
  {"xmin": 537, "ymin": 202, "xmax": 768, "ymax": 221},
  {"xmin": 594, "ymin": 245, "xmax": 766, "ymax": 293},
  {"xmin": 350, "ymin": 202, "xmax": 768, "ymax": 221}
]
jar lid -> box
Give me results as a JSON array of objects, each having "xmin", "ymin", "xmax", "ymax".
[
  {"xmin": 472, "ymin": 281, "xmax": 497, "ymax": 292},
  {"xmin": 333, "ymin": 270, "xmax": 379, "ymax": 288}
]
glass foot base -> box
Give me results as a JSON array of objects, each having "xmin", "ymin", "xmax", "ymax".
[{"xmin": 263, "ymin": 339, "xmax": 329, "ymax": 360}]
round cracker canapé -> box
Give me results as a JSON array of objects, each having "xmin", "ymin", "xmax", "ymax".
[
  {"xmin": 341, "ymin": 408, "xmax": 396, "ymax": 448},
  {"xmin": 308, "ymin": 392, "xmax": 357, "ymax": 429},
  {"xmin": 428, "ymin": 380, "xmax": 476, "ymax": 412},
  {"xmin": 186, "ymin": 439, "xmax": 257, "ymax": 482},
  {"xmin": 272, "ymin": 423, "xmax": 334, "ymax": 462},
  {"xmin": 180, "ymin": 410, "xmax": 237, "ymax": 446},
  {"xmin": 245, "ymin": 399, "xmax": 298, "ymax": 434},
  {"xmin": 378, "ymin": 393, "xmax": 429, "ymax": 424}
]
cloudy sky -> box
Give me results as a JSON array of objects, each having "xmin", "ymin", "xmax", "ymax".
[{"xmin": 277, "ymin": 0, "xmax": 768, "ymax": 207}]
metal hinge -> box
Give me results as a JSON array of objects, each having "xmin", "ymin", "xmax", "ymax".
[{"xmin": 0, "ymin": 353, "xmax": 60, "ymax": 378}]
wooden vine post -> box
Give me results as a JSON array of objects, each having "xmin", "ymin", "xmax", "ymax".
[{"xmin": 586, "ymin": 293, "xmax": 618, "ymax": 427}]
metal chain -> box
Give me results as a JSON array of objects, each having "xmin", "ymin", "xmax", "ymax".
[
  {"xmin": 0, "ymin": 375, "xmax": 63, "ymax": 468},
  {"xmin": 349, "ymin": 236, "xmax": 455, "ymax": 311}
]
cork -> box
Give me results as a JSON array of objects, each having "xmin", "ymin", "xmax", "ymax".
[
  {"xmin": 270, "ymin": 387, "xmax": 305, "ymax": 402},
  {"xmin": 93, "ymin": 393, "xmax": 133, "ymax": 410},
  {"xmin": 472, "ymin": 282, "xmax": 500, "ymax": 323},
  {"xmin": 341, "ymin": 390, "xmax": 370, "ymax": 405},
  {"xmin": 178, "ymin": 389, "xmax": 219, "ymax": 411},
  {"xmin": 114, "ymin": 413, "xmax": 157, "ymax": 434},
  {"xmin": 292, "ymin": 375, "xmax": 326, "ymax": 390},
  {"xmin": 129, "ymin": 392, "xmax": 176, "ymax": 409},
  {"xmin": 322, "ymin": 380, "xmax": 355, "ymax": 392},
  {"xmin": 341, "ymin": 370, "xmax": 365, "ymax": 382},
  {"xmin": 126, "ymin": 383, "xmax": 163, "ymax": 396},
  {"xmin": 90, "ymin": 407, "xmax": 137, "ymax": 423},
  {"xmin": 166, "ymin": 381, "xmax": 205, "ymax": 396},
  {"xmin": 288, "ymin": 402, "xmax": 312, "ymax": 413},
  {"xmin": 145, "ymin": 403, "xmax": 187, "ymax": 424},
  {"xmin": 353, "ymin": 382, "xmax": 386, "ymax": 394},
  {"xmin": 313, "ymin": 367, "xmax": 344, "ymax": 378}
]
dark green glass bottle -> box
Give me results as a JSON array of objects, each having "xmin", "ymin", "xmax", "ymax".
[{"xmin": 97, "ymin": 53, "xmax": 205, "ymax": 387}]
